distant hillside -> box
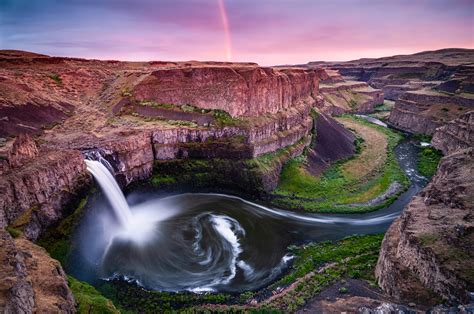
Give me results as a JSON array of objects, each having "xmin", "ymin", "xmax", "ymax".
[{"xmin": 308, "ymin": 48, "xmax": 474, "ymax": 67}]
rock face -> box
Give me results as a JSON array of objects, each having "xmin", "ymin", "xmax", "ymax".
[
  {"xmin": 388, "ymin": 90, "xmax": 474, "ymax": 135},
  {"xmin": 133, "ymin": 66, "xmax": 322, "ymax": 117},
  {"xmin": 432, "ymin": 111, "xmax": 474, "ymax": 154},
  {"xmin": 305, "ymin": 113, "xmax": 356, "ymax": 176},
  {"xmin": 376, "ymin": 149, "xmax": 474, "ymax": 303},
  {"xmin": 0, "ymin": 229, "xmax": 75, "ymax": 313},
  {"xmin": 0, "ymin": 145, "xmax": 90, "ymax": 240},
  {"xmin": 7, "ymin": 134, "xmax": 39, "ymax": 168},
  {"xmin": 309, "ymin": 69, "xmax": 384, "ymax": 114},
  {"xmin": 307, "ymin": 48, "xmax": 474, "ymax": 100},
  {"xmin": 305, "ymin": 49, "xmax": 474, "ymax": 135}
]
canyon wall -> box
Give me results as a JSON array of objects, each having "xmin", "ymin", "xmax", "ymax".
[
  {"xmin": 376, "ymin": 111, "xmax": 474, "ymax": 304},
  {"xmin": 306, "ymin": 49, "xmax": 474, "ymax": 136},
  {"xmin": 0, "ymin": 135, "xmax": 90, "ymax": 241},
  {"xmin": 388, "ymin": 91, "xmax": 474, "ymax": 135},
  {"xmin": 0, "ymin": 229, "xmax": 75, "ymax": 313},
  {"xmin": 432, "ymin": 111, "xmax": 474, "ymax": 154},
  {"xmin": 133, "ymin": 66, "xmax": 323, "ymax": 117}
]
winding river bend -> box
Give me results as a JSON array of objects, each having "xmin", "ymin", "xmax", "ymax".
[{"xmin": 68, "ymin": 139, "xmax": 427, "ymax": 293}]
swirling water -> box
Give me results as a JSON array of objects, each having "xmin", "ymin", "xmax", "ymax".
[{"xmin": 69, "ymin": 140, "xmax": 427, "ymax": 293}]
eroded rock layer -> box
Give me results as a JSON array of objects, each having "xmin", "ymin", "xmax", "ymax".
[
  {"xmin": 133, "ymin": 66, "xmax": 322, "ymax": 117},
  {"xmin": 306, "ymin": 113, "xmax": 356, "ymax": 176},
  {"xmin": 376, "ymin": 148, "xmax": 474, "ymax": 303},
  {"xmin": 0, "ymin": 229, "xmax": 75, "ymax": 313},
  {"xmin": 388, "ymin": 90, "xmax": 474, "ymax": 135},
  {"xmin": 432, "ymin": 111, "xmax": 474, "ymax": 154}
]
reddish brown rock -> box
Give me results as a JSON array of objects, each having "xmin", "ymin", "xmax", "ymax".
[
  {"xmin": 0, "ymin": 229, "xmax": 75, "ymax": 313},
  {"xmin": 133, "ymin": 66, "xmax": 322, "ymax": 117},
  {"xmin": 0, "ymin": 149, "xmax": 90, "ymax": 240},
  {"xmin": 432, "ymin": 110, "xmax": 474, "ymax": 154},
  {"xmin": 7, "ymin": 133, "xmax": 39, "ymax": 168},
  {"xmin": 306, "ymin": 113, "xmax": 356, "ymax": 176},
  {"xmin": 376, "ymin": 148, "xmax": 474, "ymax": 304},
  {"xmin": 388, "ymin": 90, "xmax": 473, "ymax": 135}
]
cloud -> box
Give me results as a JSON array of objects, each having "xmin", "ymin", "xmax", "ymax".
[{"xmin": 1, "ymin": 0, "xmax": 472, "ymax": 65}]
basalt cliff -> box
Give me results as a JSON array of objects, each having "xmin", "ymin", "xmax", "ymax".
[
  {"xmin": 306, "ymin": 48, "xmax": 474, "ymax": 134},
  {"xmin": 375, "ymin": 112, "xmax": 474, "ymax": 305}
]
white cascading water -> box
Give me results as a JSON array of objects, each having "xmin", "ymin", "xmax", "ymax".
[{"xmin": 84, "ymin": 160, "xmax": 133, "ymax": 228}]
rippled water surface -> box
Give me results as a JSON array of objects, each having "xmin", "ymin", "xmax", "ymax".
[{"xmin": 68, "ymin": 140, "xmax": 427, "ymax": 293}]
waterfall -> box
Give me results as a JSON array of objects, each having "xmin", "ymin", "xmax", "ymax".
[{"xmin": 85, "ymin": 160, "xmax": 133, "ymax": 228}]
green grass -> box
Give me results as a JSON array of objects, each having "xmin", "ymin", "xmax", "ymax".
[
  {"xmin": 134, "ymin": 100, "xmax": 246, "ymax": 127},
  {"xmin": 272, "ymin": 116, "xmax": 409, "ymax": 213},
  {"xmin": 418, "ymin": 233, "xmax": 439, "ymax": 246},
  {"xmin": 418, "ymin": 147, "xmax": 442, "ymax": 177},
  {"xmin": 98, "ymin": 280, "xmax": 231, "ymax": 313},
  {"xmin": 412, "ymin": 134, "xmax": 432, "ymax": 143},
  {"xmin": 68, "ymin": 276, "xmax": 119, "ymax": 314},
  {"xmin": 38, "ymin": 196, "xmax": 88, "ymax": 265},
  {"xmin": 265, "ymin": 234, "xmax": 384, "ymax": 312},
  {"xmin": 6, "ymin": 226, "xmax": 22, "ymax": 238},
  {"xmin": 150, "ymin": 174, "xmax": 177, "ymax": 186},
  {"xmin": 47, "ymin": 72, "xmax": 62, "ymax": 84}
]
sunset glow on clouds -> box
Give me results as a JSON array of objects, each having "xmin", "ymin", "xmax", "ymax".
[{"xmin": 1, "ymin": 0, "xmax": 473, "ymax": 65}]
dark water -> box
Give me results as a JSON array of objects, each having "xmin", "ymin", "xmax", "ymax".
[{"xmin": 68, "ymin": 140, "xmax": 427, "ymax": 293}]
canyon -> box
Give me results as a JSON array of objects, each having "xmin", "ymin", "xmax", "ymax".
[{"xmin": 0, "ymin": 49, "xmax": 473, "ymax": 312}]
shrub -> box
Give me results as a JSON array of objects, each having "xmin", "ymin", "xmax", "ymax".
[{"xmin": 47, "ymin": 72, "xmax": 62, "ymax": 84}]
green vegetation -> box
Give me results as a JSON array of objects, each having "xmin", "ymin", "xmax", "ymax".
[
  {"xmin": 10, "ymin": 204, "xmax": 39, "ymax": 228},
  {"xmin": 98, "ymin": 280, "xmax": 231, "ymax": 313},
  {"xmin": 370, "ymin": 100, "xmax": 394, "ymax": 120},
  {"xmin": 150, "ymin": 174, "xmax": 177, "ymax": 186},
  {"xmin": 265, "ymin": 234, "xmax": 384, "ymax": 312},
  {"xmin": 412, "ymin": 134, "xmax": 432, "ymax": 143},
  {"xmin": 6, "ymin": 226, "xmax": 22, "ymax": 238},
  {"xmin": 47, "ymin": 72, "xmax": 62, "ymax": 84},
  {"xmin": 135, "ymin": 101, "xmax": 246, "ymax": 127},
  {"xmin": 38, "ymin": 196, "xmax": 88, "ymax": 265},
  {"xmin": 149, "ymin": 136, "xmax": 308, "ymax": 193},
  {"xmin": 272, "ymin": 116, "xmax": 409, "ymax": 213},
  {"xmin": 212, "ymin": 109, "xmax": 244, "ymax": 127},
  {"xmin": 418, "ymin": 147, "xmax": 443, "ymax": 177},
  {"xmin": 68, "ymin": 276, "xmax": 119, "ymax": 314},
  {"xmin": 348, "ymin": 99, "xmax": 358, "ymax": 108},
  {"xmin": 419, "ymin": 233, "xmax": 438, "ymax": 246}
]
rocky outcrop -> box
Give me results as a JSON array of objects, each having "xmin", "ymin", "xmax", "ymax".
[
  {"xmin": 388, "ymin": 90, "xmax": 474, "ymax": 135},
  {"xmin": 6, "ymin": 134, "xmax": 39, "ymax": 168},
  {"xmin": 376, "ymin": 147, "xmax": 474, "ymax": 304},
  {"xmin": 0, "ymin": 229, "xmax": 75, "ymax": 313},
  {"xmin": 316, "ymin": 70, "xmax": 384, "ymax": 114},
  {"xmin": 0, "ymin": 145, "xmax": 90, "ymax": 240},
  {"xmin": 307, "ymin": 49, "xmax": 474, "ymax": 93},
  {"xmin": 305, "ymin": 113, "xmax": 356, "ymax": 176},
  {"xmin": 150, "ymin": 102, "xmax": 313, "ymax": 158},
  {"xmin": 432, "ymin": 111, "xmax": 474, "ymax": 154},
  {"xmin": 152, "ymin": 135, "xmax": 310, "ymax": 195},
  {"xmin": 133, "ymin": 66, "xmax": 322, "ymax": 117}
]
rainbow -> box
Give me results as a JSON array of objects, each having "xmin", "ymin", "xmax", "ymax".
[{"xmin": 218, "ymin": 0, "xmax": 232, "ymax": 61}]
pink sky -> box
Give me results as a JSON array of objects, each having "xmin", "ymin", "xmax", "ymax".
[{"xmin": 1, "ymin": 0, "xmax": 473, "ymax": 65}]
